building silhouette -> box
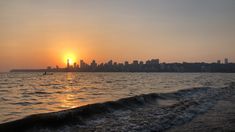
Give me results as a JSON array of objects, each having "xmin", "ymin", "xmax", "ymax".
[
  {"xmin": 10, "ymin": 58, "xmax": 235, "ymax": 73},
  {"xmin": 67, "ymin": 59, "xmax": 70, "ymax": 69},
  {"xmin": 225, "ymin": 58, "xmax": 228, "ymax": 64}
]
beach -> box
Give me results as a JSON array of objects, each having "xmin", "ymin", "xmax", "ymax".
[{"xmin": 0, "ymin": 83, "xmax": 234, "ymax": 132}]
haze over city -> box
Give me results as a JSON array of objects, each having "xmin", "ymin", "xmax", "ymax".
[
  {"xmin": 1, "ymin": 1, "xmax": 235, "ymax": 131},
  {"xmin": 1, "ymin": 0, "xmax": 235, "ymax": 72}
]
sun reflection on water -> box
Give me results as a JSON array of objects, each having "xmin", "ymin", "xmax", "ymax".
[
  {"xmin": 59, "ymin": 73, "xmax": 78, "ymax": 109},
  {"xmin": 2, "ymin": 73, "xmax": 235, "ymax": 123}
]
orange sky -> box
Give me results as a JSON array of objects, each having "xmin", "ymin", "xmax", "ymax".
[{"xmin": 0, "ymin": 0, "xmax": 235, "ymax": 71}]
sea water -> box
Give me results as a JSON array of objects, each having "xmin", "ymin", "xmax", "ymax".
[{"xmin": 0, "ymin": 72, "xmax": 234, "ymax": 123}]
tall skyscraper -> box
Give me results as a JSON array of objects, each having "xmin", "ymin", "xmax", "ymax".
[
  {"xmin": 67, "ymin": 59, "xmax": 70, "ymax": 69},
  {"xmin": 80, "ymin": 60, "xmax": 85, "ymax": 69},
  {"xmin": 74, "ymin": 62, "xmax": 77, "ymax": 69},
  {"xmin": 224, "ymin": 58, "xmax": 228, "ymax": 64},
  {"xmin": 91, "ymin": 60, "xmax": 97, "ymax": 69}
]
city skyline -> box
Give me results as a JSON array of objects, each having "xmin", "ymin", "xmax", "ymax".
[
  {"xmin": 66, "ymin": 58, "xmax": 232, "ymax": 69},
  {"xmin": 1, "ymin": 0, "xmax": 235, "ymax": 72},
  {"xmin": 10, "ymin": 58, "xmax": 235, "ymax": 73},
  {"xmin": 9, "ymin": 57, "xmax": 233, "ymax": 71}
]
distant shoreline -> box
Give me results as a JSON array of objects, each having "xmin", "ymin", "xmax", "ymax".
[
  {"xmin": 9, "ymin": 70, "xmax": 235, "ymax": 73},
  {"xmin": 10, "ymin": 62, "xmax": 235, "ymax": 73}
]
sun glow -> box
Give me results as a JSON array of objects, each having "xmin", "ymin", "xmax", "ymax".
[{"xmin": 63, "ymin": 53, "xmax": 77, "ymax": 65}]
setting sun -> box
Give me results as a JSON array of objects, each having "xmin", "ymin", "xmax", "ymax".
[{"xmin": 63, "ymin": 53, "xmax": 77, "ymax": 65}]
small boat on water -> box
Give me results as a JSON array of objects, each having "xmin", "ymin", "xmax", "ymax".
[{"xmin": 43, "ymin": 72, "xmax": 53, "ymax": 75}]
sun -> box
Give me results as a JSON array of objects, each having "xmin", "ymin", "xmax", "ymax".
[{"xmin": 63, "ymin": 53, "xmax": 77, "ymax": 65}]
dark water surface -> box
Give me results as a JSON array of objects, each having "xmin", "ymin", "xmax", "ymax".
[{"xmin": 0, "ymin": 72, "xmax": 234, "ymax": 123}]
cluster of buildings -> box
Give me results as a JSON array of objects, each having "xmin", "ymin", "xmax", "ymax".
[
  {"xmin": 10, "ymin": 58, "xmax": 235, "ymax": 73},
  {"xmin": 77, "ymin": 59, "xmax": 160, "ymax": 72},
  {"xmin": 54, "ymin": 58, "xmax": 234, "ymax": 72},
  {"xmin": 217, "ymin": 58, "xmax": 229, "ymax": 64}
]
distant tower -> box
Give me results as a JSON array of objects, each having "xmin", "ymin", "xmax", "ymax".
[
  {"xmin": 224, "ymin": 58, "xmax": 228, "ymax": 64},
  {"xmin": 124, "ymin": 61, "xmax": 129, "ymax": 66},
  {"xmin": 80, "ymin": 60, "xmax": 85, "ymax": 69},
  {"xmin": 74, "ymin": 62, "xmax": 77, "ymax": 69},
  {"xmin": 67, "ymin": 59, "xmax": 70, "ymax": 69}
]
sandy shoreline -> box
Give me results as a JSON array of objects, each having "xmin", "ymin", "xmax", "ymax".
[{"xmin": 0, "ymin": 85, "xmax": 234, "ymax": 132}]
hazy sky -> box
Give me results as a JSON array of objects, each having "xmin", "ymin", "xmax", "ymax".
[{"xmin": 0, "ymin": 0, "xmax": 235, "ymax": 71}]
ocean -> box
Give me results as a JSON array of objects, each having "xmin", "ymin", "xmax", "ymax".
[{"xmin": 0, "ymin": 72, "xmax": 235, "ymax": 123}]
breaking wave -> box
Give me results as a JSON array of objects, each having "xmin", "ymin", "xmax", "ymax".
[{"xmin": 0, "ymin": 84, "xmax": 234, "ymax": 132}]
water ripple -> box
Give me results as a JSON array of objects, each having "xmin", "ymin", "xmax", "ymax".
[{"xmin": 0, "ymin": 72, "xmax": 235, "ymax": 123}]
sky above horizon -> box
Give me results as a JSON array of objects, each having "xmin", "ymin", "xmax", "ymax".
[{"xmin": 0, "ymin": 0, "xmax": 235, "ymax": 71}]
